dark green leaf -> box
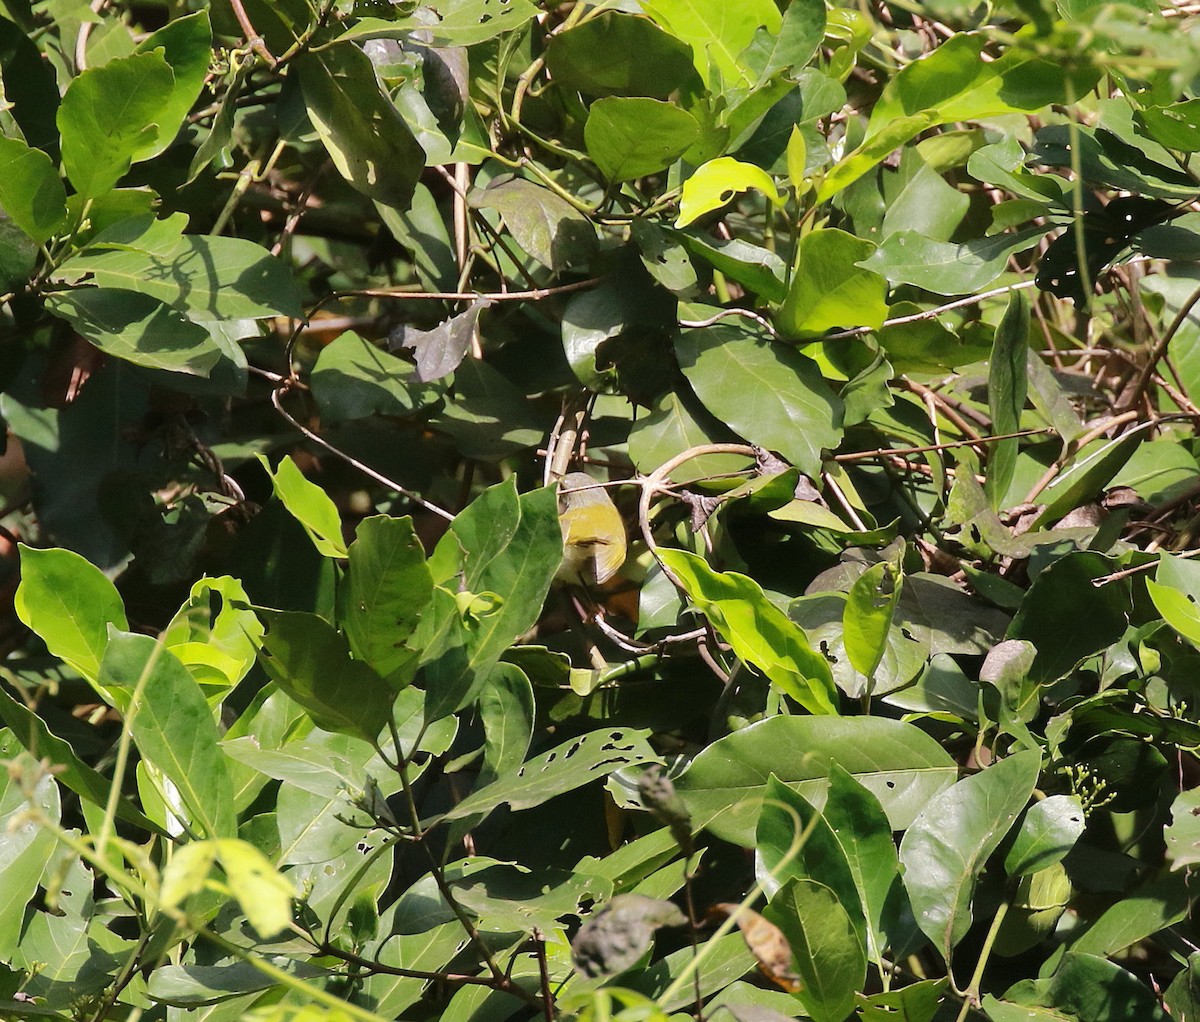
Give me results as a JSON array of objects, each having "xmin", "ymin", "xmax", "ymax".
[
  {"xmin": 585, "ymin": 98, "xmax": 699, "ymax": 182},
  {"xmin": 856, "ymin": 979, "xmax": 948, "ymax": 1022},
  {"xmin": 471, "ymin": 175, "xmax": 596, "ymax": 271},
  {"xmin": 257, "ymin": 610, "xmax": 393, "ymax": 745},
  {"xmin": 420, "ymin": 480, "xmax": 561, "ymax": 719},
  {"xmin": 763, "ymin": 878, "xmax": 866, "ymax": 1022},
  {"xmin": 675, "ymin": 317, "xmax": 842, "ymax": 476},
  {"xmin": 43, "ymin": 288, "xmax": 224, "ymax": 377},
  {"xmin": 1008, "ymin": 552, "xmax": 1130, "ymax": 683},
  {"xmin": 993, "ymin": 953, "xmax": 1170, "ymax": 1022},
  {"xmin": 545, "ymin": 13, "xmax": 699, "ymax": 98},
  {"xmin": 0, "ymin": 685, "xmax": 162, "ymax": 834},
  {"xmin": 986, "ymin": 290, "xmax": 1030, "ymax": 508},
  {"xmin": 757, "ymin": 776, "xmax": 867, "ymax": 954},
  {"xmin": 676, "ymin": 716, "xmax": 958, "ymax": 846},
  {"xmin": 861, "ymin": 226, "xmax": 1044, "ymax": 296},
  {"xmin": 898, "ymin": 749, "xmax": 1042, "ymax": 961},
  {"xmin": 310, "ymin": 330, "xmax": 444, "ymax": 422},
  {"xmin": 296, "ymin": 45, "xmax": 425, "ymax": 210},
  {"xmin": 0, "ymin": 16, "xmax": 60, "ymax": 153},
  {"xmin": 56, "ymin": 215, "xmax": 303, "ymax": 320},
  {"xmin": 1005, "ymin": 795, "xmax": 1086, "ymax": 877}
]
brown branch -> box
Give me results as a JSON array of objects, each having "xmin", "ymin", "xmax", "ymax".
[{"xmin": 229, "ymin": 0, "xmax": 278, "ymax": 67}]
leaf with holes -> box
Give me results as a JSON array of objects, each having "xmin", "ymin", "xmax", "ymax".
[{"xmin": 436, "ymin": 728, "xmax": 658, "ymax": 823}]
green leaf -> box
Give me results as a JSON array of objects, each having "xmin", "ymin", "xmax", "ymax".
[
  {"xmin": 628, "ymin": 389, "xmax": 752, "ymax": 483},
  {"xmin": 993, "ymin": 953, "xmax": 1170, "ymax": 1022},
  {"xmin": 658, "ymin": 548, "xmax": 838, "ymax": 713},
  {"xmin": 98, "ymin": 631, "xmax": 237, "ymax": 838},
  {"xmin": 160, "ymin": 837, "xmax": 294, "ymax": 937},
  {"xmin": 438, "ymin": 727, "xmax": 657, "ymax": 823},
  {"xmin": 1005, "ymin": 795, "xmax": 1086, "ymax": 877},
  {"xmin": 477, "ymin": 662, "xmax": 534, "ymax": 787},
  {"xmin": 1032, "ymin": 429, "xmax": 1147, "ymax": 528},
  {"xmin": 881, "ymin": 160, "xmax": 970, "ymax": 242},
  {"xmin": 585, "ymin": 98, "xmax": 699, "ymax": 182},
  {"xmin": 756, "ymin": 776, "xmax": 867, "ymax": 954},
  {"xmin": 0, "ymin": 136, "xmax": 65, "ymax": 244},
  {"xmin": 14, "ymin": 544, "xmax": 128, "ymax": 684},
  {"xmin": 986, "ymin": 290, "xmax": 1030, "ymax": 509},
  {"xmin": 43, "ymin": 288, "xmax": 224, "ymax": 377},
  {"xmin": 218, "ymin": 838, "xmax": 297, "ymax": 937},
  {"xmin": 675, "ymin": 317, "xmax": 843, "ymax": 477},
  {"xmin": 544, "ymin": 12, "xmax": 699, "ymax": 98},
  {"xmin": 1167, "ymin": 787, "xmax": 1200, "ymax": 869},
  {"xmin": 55, "ymin": 216, "xmax": 303, "ymax": 320},
  {"xmin": 1148, "ymin": 552, "xmax": 1200, "ymax": 648},
  {"xmin": 743, "ymin": 0, "xmax": 826, "ymax": 83},
  {"xmin": 898, "ymin": 749, "xmax": 1042, "ymax": 961},
  {"xmin": 675, "ymin": 716, "xmax": 958, "ymax": 846},
  {"xmin": 860, "ymin": 226, "xmax": 1044, "ymax": 296},
  {"xmin": 471, "ymin": 175, "xmax": 596, "ymax": 271},
  {"xmin": 856, "ymin": 980, "xmax": 948, "ymax": 1022},
  {"xmin": 257, "ymin": 610, "xmax": 392, "ymax": 745},
  {"xmin": 0, "ymin": 740, "xmax": 60, "ymax": 960},
  {"xmin": 843, "ymin": 560, "xmax": 903, "ymax": 683},
  {"xmin": 132, "ymin": 10, "xmax": 212, "ymax": 159},
  {"xmin": 310, "ymin": 330, "xmax": 443, "ymax": 422},
  {"xmin": 258, "ymin": 454, "xmax": 348, "ymax": 559},
  {"xmin": 824, "ymin": 765, "xmax": 912, "ymax": 962},
  {"xmin": 420, "ymin": 480, "xmax": 561, "ymax": 720},
  {"xmin": 763, "ymin": 878, "xmax": 866, "ymax": 1022},
  {"xmin": 342, "ymin": 515, "xmax": 433, "ymax": 687},
  {"xmin": 676, "ymin": 157, "xmax": 785, "ymax": 228},
  {"xmin": 296, "ymin": 45, "xmax": 425, "ymax": 210},
  {"xmin": 674, "ymin": 232, "xmax": 788, "ymax": 302},
  {"xmin": 1008, "ymin": 552, "xmax": 1130, "ymax": 683},
  {"xmin": 777, "ymin": 229, "xmax": 889, "ymax": 338},
  {"xmin": 818, "ymin": 34, "xmax": 1099, "ymax": 199},
  {"xmin": 1068, "ymin": 871, "xmax": 1191, "ymax": 958},
  {"xmin": 163, "ymin": 575, "xmax": 264, "ymax": 694},
  {"xmin": 342, "ymin": 0, "xmax": 539, "ymax": 47},
  {"xmin": 643, "ymin": 0, "xmax": 781, "ymax": 87},
  {"xmin": 0, "ymin": 17, "xmax": 61, "ymax": 154},
  {"xmin": 56, "ymin": 50, "xmax": 176, "ymax": 199},
  {"xmin": 0, "ymin": 685, "xmax": 162, "ymax": 834}
]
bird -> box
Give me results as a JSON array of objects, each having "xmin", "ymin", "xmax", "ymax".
[{"xmin": 555, "ymin": 472, "xmax": 627, "ymax": 585}]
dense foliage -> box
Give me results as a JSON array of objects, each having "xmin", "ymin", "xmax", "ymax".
[{"xmin": 8, "ymin": 0, "xmax": 1200, "ymax": 1020}]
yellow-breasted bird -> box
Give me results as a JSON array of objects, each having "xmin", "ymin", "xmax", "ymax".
[{"xmin": 555, "ymin": 472, "xmax": 627, "ymax": 585}]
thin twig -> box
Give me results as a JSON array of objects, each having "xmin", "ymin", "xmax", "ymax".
[
  {"xmin": 1119, "ymin": 279, "xmax": 1200, "ymax": 413},
  {"xmin": 679, "ymin": 308, "xmax": 780, "ymax": 337},
  {"xmin": 229, "ymin": 0, "xmax": 277, "ymax": 66},
  {"xmin": 833, "ymin": 428, "xmax": 1053, "ymax": 462},
  {"xmin": 328, "ymin": 279, "xmax": 602, "ymax": 304},
  {"xmin": 270, "ymin": 385, "xmax": 454, "ymax": 521},
  {"xmin": 824, "ymin": 280, "xmax": 1041, "ymax": 341}
]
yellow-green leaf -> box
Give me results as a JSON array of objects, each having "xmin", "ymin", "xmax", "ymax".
[{"xmin": 676, "ymin": 157, "xmax": 785, "ymax": 228}]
